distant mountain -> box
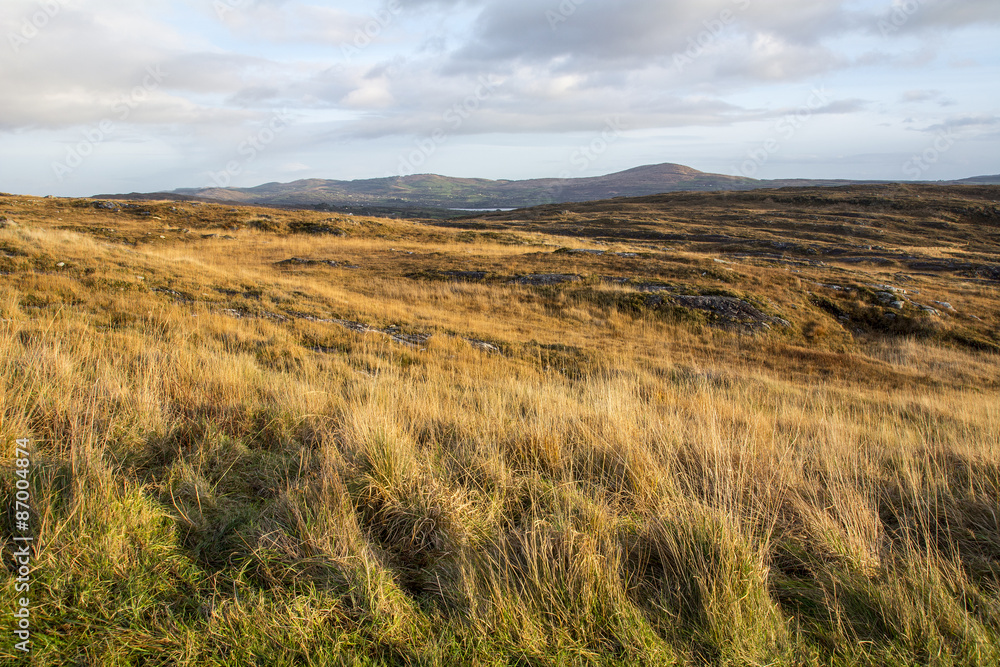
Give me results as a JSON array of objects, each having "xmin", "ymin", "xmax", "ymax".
[
  {"xmin": 94, "ymin": 163, "xmax": 1000, "ymax": 212},
  {"xmin": 955, "ymin": 174, "xmax": 1000, "ymax": 185},
  {"xmin": 165, "ymin": 164, "xmax": 766, "ymax": 210}
]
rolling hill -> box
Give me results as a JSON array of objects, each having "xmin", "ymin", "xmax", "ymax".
[
  {"xmin": 100, "ymin": 163, "xmax": 880, "ymax": 212},
  {"xmin": 2, "ymin": 183, "xmax": 999, "ymax": 664}
]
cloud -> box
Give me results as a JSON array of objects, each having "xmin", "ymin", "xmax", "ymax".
[
  {"xmin": 897, "ymin": 89, "xmax": 957, "ymax": 107},
  {"xmin": 446, "ymin": 0, "xmax": 862, "ymax": 74},
  {"xmin": 3, "ymin": 0, "xmax": 995, "ymax": 134},
  {"xmin": 884, "ymin": 0, "xmax": 1000, "ymax": 33},
  {"xmin": 709, "ymin": 34, "xmax": 844, "ymax": 82},
  {"xmin": 278, "ymin": 161, "xmax": 311, "ymax": 172},
  {"xmin": 1, "ymin": 0, "xmax": 998, "ymax": 194},
  {"xmin": 212, "ymin": 1, "xmax": 400, "ymax": 46},
  {"xmin": 923, "ymin": 114, "xmax": 1000, "ymax": 134},
  {"xmin": 901, "ymin": 89, "xmax": 942, "ymax": 103},
  {"xmin": 810, "ymin": 99, "xmax": 869, "ymax": 115}
]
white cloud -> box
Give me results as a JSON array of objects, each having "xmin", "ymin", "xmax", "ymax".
[{"xmin": 0, "ymin": 0, "xmax": 998, "ymax": 194}]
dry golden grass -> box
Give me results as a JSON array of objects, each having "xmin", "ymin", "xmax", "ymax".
[{"xmin": 0, "ymin": 190, "xmax": 998, "ymax": 665}]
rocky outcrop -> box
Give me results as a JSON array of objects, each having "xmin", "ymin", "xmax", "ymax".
[{"xmin": 672, "ymin": 296, "xmax": 791, "ymax": 331}]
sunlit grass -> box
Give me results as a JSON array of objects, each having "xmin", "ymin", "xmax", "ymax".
[{"xmin": 0, "ymin": 193, "xmax": 998, "ymax": 665}]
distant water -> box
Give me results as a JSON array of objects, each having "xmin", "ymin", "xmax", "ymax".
[{"xmin": 449, "ymin": 207, "xmax": 518, "ymax": 212}]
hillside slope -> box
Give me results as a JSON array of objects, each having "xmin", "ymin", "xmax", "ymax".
[
  {"xmin": 169, "ymin": 163, "xmax": 763, "ymax": 209},
  {"xmin": 1, "ymin": 185, "xmax": 998, "ymax": 665},
  {"xmin": 99, "ymin": 163, "xmax": 1000, "ymax": 212},
  {"xmin": 158, "ymin": 162, "xmax": 869, "ymax": 210}
]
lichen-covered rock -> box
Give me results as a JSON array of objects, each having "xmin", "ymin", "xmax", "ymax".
[
  {"xmin": 672, "ymin": 296, "xmax": 790, "ymax": 331},
  {"xmin": 512, "ymin": 274, "xmax": 581, "ymax": 286}
]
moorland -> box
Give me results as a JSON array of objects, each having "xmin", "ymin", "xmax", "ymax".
[{"xmin": 1, "ymin": 183, "xmax": 998, "ymax": 665}]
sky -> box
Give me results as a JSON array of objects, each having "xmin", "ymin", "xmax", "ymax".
[{"xmin": 1, "ymin": 0, "xmax": 998, "ymax": 196}]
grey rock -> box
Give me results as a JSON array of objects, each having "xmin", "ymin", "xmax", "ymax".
[
  {"xmin": 276, "ymin": 257, "xmax": 339, "ymax": 267},
  {"xmin": 512, "ymin": 274, "xmax": 581, "ymax": 286},
  {"xmin": 673, "ymin": 295, "xmax": 790, "ymax": 331},
  {"xmin": 465, "ymin": 338, "xmax": 500, "ymax": 353},
  {"xmin": 445, "ymin": 271, "xmax": 489, "ymax": 281}
]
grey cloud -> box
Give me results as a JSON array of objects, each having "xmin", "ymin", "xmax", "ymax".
[
  {"xmin": 2, "ymin": 0, "xmax": 998, "ymax": 192},
  {"xmin": 709, "ymin": 36, "xmax": 844, "ymax": 82},
  {"xmin": 452, "ymin": 0, "xmax": 859, "ymax": 67},
  {"xmin": 337, "ymin": 78, "xmax": 764, "ymax": 140},
  {"xmin": 226, "ymin": 86, "xmax": 284, "ymax": 106},
  {"xmin": 924, "ymin": 114, "xmax": 1000, "ymax": 133},
  {"xmin": 901, "ymin": 89, "xmax": 943, "ymax": 103},
  {"xmin": 0, "ymin": 45, "xmax": 304, "ymax": 129},
  {"xmin": 877, "ymin": 0, "xmax": 1000, "ymax": 34},
  {"xmin": 216, "ymin": 2, "xmax": 368, "ymax": 44},
  {"xmin": 811, "ymin": 99, "xmax": 868, "ymax": 115}
]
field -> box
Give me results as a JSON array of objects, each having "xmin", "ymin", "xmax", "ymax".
[{"xmin": 1, "ymin": 185, "xmax": 999, "ymax": 665}]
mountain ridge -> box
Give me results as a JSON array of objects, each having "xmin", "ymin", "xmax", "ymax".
[{"xmin": 95, "ymin": 162, "xmax": 998, "ymax": 212}]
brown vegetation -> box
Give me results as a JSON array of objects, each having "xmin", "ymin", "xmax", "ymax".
[{"xmin": 1, "ymin": 185, "xmax": 998, "ymax": 665}]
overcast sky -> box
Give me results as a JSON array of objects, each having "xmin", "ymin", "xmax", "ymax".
[{"xmin": 1, "ymin": 0, "xmax": 998, "ymax": 196}]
